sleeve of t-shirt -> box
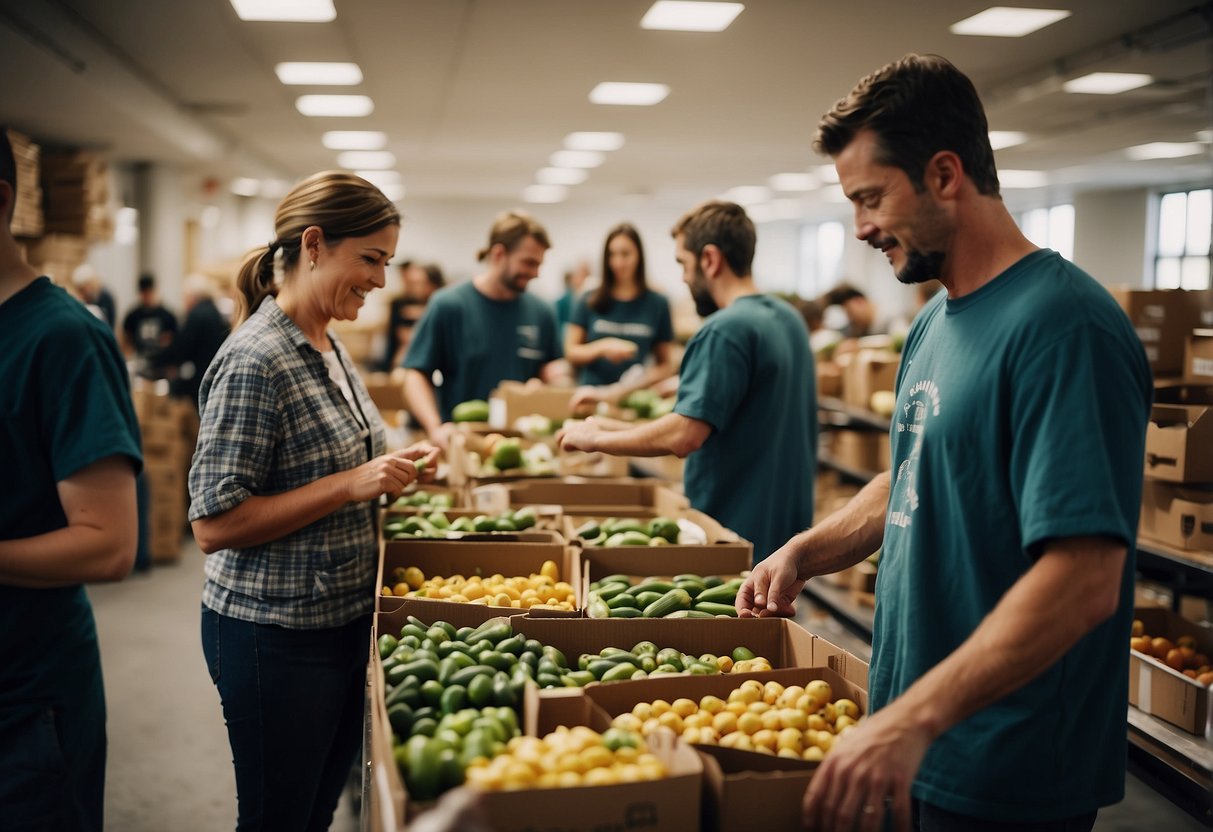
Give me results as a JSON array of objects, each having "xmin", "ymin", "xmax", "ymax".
[
  {"xmin": 652, "ymin": 292, "xmax": 675, "ymax": 343},
  {"xmin": 403, "ymin": 296, "xmax": 446, "ymax": 373},
  {"xmin": 188, "ymin": 353, "xmax": 281, "ymax": 520},
  {"xmin": 45, "ymin": 323, "xmax": 143, "ymax": 481},
  {"xmin": 1010, "ymin": 324, "xmax": 1150, "ymax": 554},
  {"xmin": 673, "ymin": 327, "xmax": 749, "ymax": 432}
]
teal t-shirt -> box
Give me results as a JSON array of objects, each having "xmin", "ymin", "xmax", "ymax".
[
  {"xmin": 875, "ymin": 250, "xmax": 1152, "ymax": 821},
  {"xmin": 403, "ymin": 281, "xmax": 561, "ymax": 422},
  {"xmin": 0, "ymin": 277, "xmax": 142, "ymax": 715},
  {"xmin": 675, "ymin": 294, "xmax": 816, "ymax": 561},
  {"xmin": 569, "ymin": 290, "xmax": 675, "ymax": 385}
]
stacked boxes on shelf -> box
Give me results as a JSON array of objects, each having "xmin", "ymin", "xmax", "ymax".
[
  {"xmin": 7, "ymin": 129, "xmax": 43, "ymax": 237},
  {"xmin": 132, "ymin": 383, "xmax": 198, "ymax": 562},
  {"xmin": 41, "ymin": 148, "xmax": 113, "ymax": 241}
]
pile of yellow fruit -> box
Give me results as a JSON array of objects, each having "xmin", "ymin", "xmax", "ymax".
[
  {"xmin": 465, "ymin": 726, "xmax": 666, "ymax": 790},
  {"xmin": 610, "ymin": 678, "xmax": 861, "ymax": 762},
  {"xmin": 380, "ymin": 561, "xmax": 576, "ymax": 611}
]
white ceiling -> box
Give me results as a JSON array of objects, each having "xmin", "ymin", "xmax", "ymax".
[{"xmin": 1, "ymin": 0, "xmax": 1210, "ymax": 212}]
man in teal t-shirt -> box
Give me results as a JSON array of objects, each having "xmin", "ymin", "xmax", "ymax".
[
  {"xmin": 403, "ymin": 210, "xmax": 566, "ymax": 450},
  {"xmin": 739, "ymin": 56, "xmax": 1151, "ymax": 831},
  {"xmin": 560, "ymin": 201, "xmax": 817, "ymax": 562},
  {"xmin": 0, "ymin": 128, "xmax": 142, "ymax": 832}
]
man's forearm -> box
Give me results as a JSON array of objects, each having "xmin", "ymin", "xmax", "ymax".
[
  {"xmin": 791, "ymin": 471, "xmax": 889, "ymax": 577},
  {"xmin": 590, "ymin": 413, "xmax": 704, "ymax": 458}
]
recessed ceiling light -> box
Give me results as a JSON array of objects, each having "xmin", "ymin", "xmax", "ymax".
[
  {"xmin": 640, "ymin": 1, "xmax": 744, "ymax": 32},
  {"xmin": 950, "ymin": 6, "xmax": 1070, "ymax": 37},
  {"xmin": 1062, "ymin": 72, "xmax": 1152, "ymax": 95},
  {"xmin": 230, "ymin": 177, "xmax": 260, "ymax": 197},
  {"xmin": 589, "ymin": 82, "xmax": 670, "ymax": 106},
  {"xmin": 275, "ymin": 62, "xmax": 362, "ymax": 85},
  {"xmin": 322, "ymin": 131, "xmax": 387, "ymax": 150},
  {"xmin": 229, "ymin": 0, "xmax": 335, "ymax": 22},
  {"xmin": 355, "ymin": 170, "xmax": 401, "ymax": 187},
  {"xmin": 769, "ymin": 172, "xmax": 818, "ymax": 191},
  {"xmin": 296, "ymin": 95, "xmax": 374, "ymax": 117},
  {"xmin": 536, "ymin": 167, "xmax": 589, "ymax": 186},
  {"xmin": 998, "ymin": 169, "xmax": 1048, "ymax": 188},
  {"xmin": 563, "ymin": 132, "xmax": 626, "ymax": 152},
  {"xmin": 989, "ymin": 130, "xmax": 1028, "ymax": 150},
  {"xmin": 550, "ymin": 150, "xmax": 605, "ymax": 169},
  {"xmin": 816, "ymin": 165, "xmax": 839, "ymax": 184},
  {"xmin": 337, "ymin": 150, "xmax": 395, "ymax": 169},
  {"xmin": 724, "ymin": 185, "xmax": 770, "ymax": 205},
  {"xmin": 1125, "ymin": 142, "xmax": 1205, "ymax": 160},
  {"xmin": 523, "ymin": 184, "xmax": 568, "ymax": 204}
]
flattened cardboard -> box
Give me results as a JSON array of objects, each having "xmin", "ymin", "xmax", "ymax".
[{"xmin": 1128, "ymin": 607, "xmax": 1213, "ymax": 737}]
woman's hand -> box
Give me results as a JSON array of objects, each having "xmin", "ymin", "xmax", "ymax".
[
  {"xmin": 343, "ymin": 450, "xmax": 423, "ymax": 502},
  {"xmin": 597, "ymin": 337, "xmax": 639, "ymax": 363},
  {"xmin": 398, "ymin": 442, "xmax": 441, "ymax": 483}
]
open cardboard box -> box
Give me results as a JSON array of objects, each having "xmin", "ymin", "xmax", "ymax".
[
  {"xmin": 489, "ymin": 380, "xmax": 578, "ymax": 429},
  {"xmin": 1186, "ymin": 330, "xmax": 1213, "ymax": 382},
  {"xmin": 563, "ymin": 497, "xmax": 748, "ymax": 553},
  {"xmin": 1145, "ymin": 387, "xmax": 1213, "ymax": 483},
  {"xmin": 378, "ymin": 538, "xmax": 580, "ymax": 620},
  {"xmin": 1129, "ymin": 607, "xmax": 1213, "ymax": 737},
  {"xmin": 1139, "ymin": 479, "xmax": 1213, "ymax": 552},
  {"xmin": 472, "ymin": 478, "xmax": 692, "ymax": 516},
  {"xmin": 580, "ymin": 546, "xmax": 755, "ymax": 598}
]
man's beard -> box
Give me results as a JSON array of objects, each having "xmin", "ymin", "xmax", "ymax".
[
  {"xmin": 691, "ymin": 281, "xmax": 718, "ymax": 317},
  {"xmin": 895, "ymin": 247, "xmax": 946, "ymax": 286},
  {"xmin": 500, "ymin": 271, "xmax": 529, "ymax": 295}
]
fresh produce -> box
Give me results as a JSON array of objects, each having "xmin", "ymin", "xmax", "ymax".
[
  {"xmin": 381, "ymin": 561, "xmax": 576, "ymax": 611},
  {"xmin": 573, "ymin": 516, "xmax": 701, "ymax": 547},
  {"xmin": 464, "ymin": 726, "xmax": 666, "ymax": 791},
  {"xmin": 571, "ymin": 639, "xmax": 773, "ymax": 683},
  {"xmin": 513, "ymin": 414, "xmax": 555, "ymax": 438},
  {"xmin": 389, "ymin": 490, "xmax": 455, "ymax": 512},
  {"xmin": 465, "ymin": 433, "xmax": 558, "ymax": 477},
  {"xmin": 611, "ymin": 678, "xmax": 862, "ymax": 762},
  {"xmin": 1129, "ymin": 620, "xmax": 1213, "ymax": 684},
  {"xmin": 452, "ymin": 399, "xmax": 490, "ymax": 423},
  {"xmin": 586, "ymin": 574, "xmax": 745, "ymax": 619},
  {"xmin": 384, "ymin": 507, "xmax": 539, "ymax": 539},
  {"xmin": 620, "ymin": 389, "xmax": 675, "ymax": 420}
]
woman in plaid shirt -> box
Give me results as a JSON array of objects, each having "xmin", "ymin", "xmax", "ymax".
[{"xmin": 189, "ymin": 171, "xmax": 437, "ymax": 831}]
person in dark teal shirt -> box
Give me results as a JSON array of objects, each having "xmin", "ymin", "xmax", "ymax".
[
  {"xmin": 403, "ymin": 210, "xmax": 566, "ymax": 450},
  {"xmin": 565, "ymin": 224, "xmax": 678, "ymax": 408},
  {"xmin": 739, "ymin": 56, "xmax": 1151, "ymax": 832},
  {"xmin": 0, "ymin": 128, "xmax": 142, "ymax": 832},
  {"xmin": 559, "ymin": 202, "xmax": 817, "ymax": 563}
]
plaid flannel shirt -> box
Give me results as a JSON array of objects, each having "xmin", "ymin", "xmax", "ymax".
[{"xmin": 189, "ymin": 297, "xmax": 386, "ymax": 629}]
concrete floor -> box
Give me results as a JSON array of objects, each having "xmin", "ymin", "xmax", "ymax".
[{"xmin": 89, "ymin": 539, "xmax": 1207, "ymax": 831}]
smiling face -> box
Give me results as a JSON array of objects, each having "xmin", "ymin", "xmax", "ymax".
[
  {"xmin": 607, "ymin": 233, "xmax": 639, "ymax": 284},
  {"xmin": 674, "ymin": 234, "xmax": 718, "ymax": 318},
  {"xmin": 835, "ymin": 129, "xmax": 950, "ymax": 286},
  {"xmin": 315, "ymin": 223, "xmax": 399, "ymax": 322},
  {"xmin": 495, "ymin": 235, "xmax": 547, "ymax": 296}
]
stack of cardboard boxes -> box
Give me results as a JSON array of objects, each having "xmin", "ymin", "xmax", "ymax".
[
  {"xmin": 822, "ymin": 349, "xmax": 898, "ymax": 476},
  {"xmin": 132, "ymin": 383, "xmax": 198, "ymax": 563},
  {"xmin": 6, "ymin": 129, "xmax": 43, "ymax": 238},
  {"xmin": 40, "ymin": 149, "xmax": 113, "ymax": 241}
]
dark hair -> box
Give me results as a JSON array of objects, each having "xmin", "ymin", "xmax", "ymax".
[
  {"xmin": 421, "ymin": 262, "xmax": 445, "ymax": 289},
  {"xmin": 670, "ymin": 200, "xmax": 756, "ymax": 277},
  {"xmin": 590, "ymin": 223, "xmax": 647, "ymax": 314},
  {"xmin": 137, "ymin": 274, "xmax": 156, "ymax": 292},
  {"xmin": 822, "ymin": 283, "xmax": 866, "ymax": 306},
  {"xmin": 234, "ymin": 171, "xmax": 400, "ymax": 327},
  {"xmin": 814, "ymin": 54, "xmax": 1000, "ymax": 197},
  {"xmin": 476, "ymin": 210, "xmax": 551, "ymax": 262},
  {"xmin": 0, "ymin": 127, "xmax": 16, "ymax": 229},
  {"xmin": 794, "ymin": 297, "xmax": 823, "ymax": 330}
]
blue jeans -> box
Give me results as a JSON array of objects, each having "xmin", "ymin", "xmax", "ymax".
[
  {"xmin": 201, "ymin": 607, "xmax": 370, "ymax": 832},
  {"xmin": 914, "ymin": 801, "xmax": 1097, "ymax": 832}
]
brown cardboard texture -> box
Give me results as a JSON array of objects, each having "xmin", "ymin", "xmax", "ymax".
[
  {"xmin": 564, "ymin": 505, "xmax": 747, "ymax": 552},
  {"xmin": 367, "ymin": 640, "xmax": 407, "ymax": 831},
  {"xmin": 1139, "ymin": 479, "xmax": 1213, "ymax": 552},
  {"xmin": 378, "ymin": 539, "xmax": 580, "ymax": 620},
  {"xmin": 1128, "ymin": 607, "xmax": 1213, "ymax": 737},
  {"xmin": 698, "ymin": 746, "xmax": 814, "ymax": 832},
  {"xmin": 489, "ymin": 380, "xmax": 576, "ymax": 427},
  {"xmin": 582, "ymin": 546, "xmax": 754, "ymax": 591},
  {"xmin": 1111, "ymin": 288, "xmax": 1205, "ymax": 375},
  {"xmin": 1186, "ymin": 330, "xmax": 1213, "ymax": 382},
  {"xmin": 1145, "ymin": 402, "xmax": 1213, "ymax": 483},
  {"xmin": 842, "ymin": 349, "xmax": 900, "ymax": 411},
  {"xmin": 473, "ymin": 479, "xmax": 691, "ymax": 515}
]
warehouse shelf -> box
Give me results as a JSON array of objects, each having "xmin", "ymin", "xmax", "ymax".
[
  {"xmin": 801, "ymin": 577, "xmax": 875, "ymax": 642},
  {"xmin": 818, "ymin": 396, "xmax": 892, "ymax": 432},
  {"xmin": 1127, "ymin": 706, "xmax": 1213, "ymax": 825},
  {"xmin": 818, "ymin": 450, "xmax": 881, "ymax": 485}
]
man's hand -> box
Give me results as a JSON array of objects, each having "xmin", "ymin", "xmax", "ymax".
[
  {"xmin": 737, "ymin": 545, "xmax": 805, "ymax": 617},
  {"xmin": 802, "ymin": 701, "xmax": 930, "ymax": 832},
  {"xmin": 557, "ymin": 418, "xmax": 602, "ymax": 453}
]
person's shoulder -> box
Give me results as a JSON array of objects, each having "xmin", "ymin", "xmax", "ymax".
[
  {"xmin": 521, "ymin": 291, "xmax": 557, "ymax": 318},
  {"xmin": 33, "ymin": 282, "xmax": 115, "ymax": 344}
]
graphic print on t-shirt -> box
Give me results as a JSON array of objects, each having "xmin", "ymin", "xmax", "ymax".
[
  {"xmin": 517, "ymin": 324, "xmax": 543, "ymax": 360},
  {"xmin": 889, "ymin": 376, "xmax": 941, "ymax": 530},
  {"xmin": 592, "ymin": 319, "xmax": 655, "ymax": 339}
]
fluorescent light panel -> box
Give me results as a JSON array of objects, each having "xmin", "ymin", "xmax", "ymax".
[
  {"xmin": 564, "ymin": 132, "xmax": 626, "ymax": 152},
  {"xmin": 537, "ymin": 167, "xmax": 589, "ymax": 186},
  {"xmin": 1125, "ymin": 142, "xmax": 1205, "ymax": 160},
  {"xmin": 275, "ymin": 62, "xmax": 362, "ymax": 85},
  {"xmin": 230, "ymin": 0, "xmax": 335, "ymax": 22},
  {"xmin": 998, "ymin": 169, "xmax": 1048, "ymax": 188},
  {"xmin": 1062, "ymin": 72, "xmax": 1152, "ymax": 95},
  {"xmin": 523, "ymin": 184, "xmax": 568, "ymax": 204},
  {"xmin": 769, "ymin": 172, "xmax": 818, "ymax": 191},
  {"xmin": 322, "ymin": 131, "xmax": 387, "ymax": 150},
  {"xmin": 641, "ymin": 1, "xmax": 744, "ymax": 32},
  {"xmin": 989, "ymin": 130, "xmax": 1028, "ymax": 150},
  {"xmin": 950, "ymin": 6, "xmax": 1070, "ymax": 37},
  {"xmin": 296, "ymin": 95, "xmax": 374, "ymax": 117},
  {"xmin": 590, "ymin": 82, "xmax": 670, "ymax": 106},
  {"xmin": 550, "ymin": 150, "xmax": 605, "ymax": 169},
  {"xmin": 337, "ymin": 150, "xmax": 395, "ymax": 169}
]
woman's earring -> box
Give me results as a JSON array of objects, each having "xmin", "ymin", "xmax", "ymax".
[{"xmin": 310, "ymin": 260, "xmax": 316, "ymax": 271}]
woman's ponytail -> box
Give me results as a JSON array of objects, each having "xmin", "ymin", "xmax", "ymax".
[{"xmin": 233, "ymin": 241, "xmax": 279, "ymax": 327}]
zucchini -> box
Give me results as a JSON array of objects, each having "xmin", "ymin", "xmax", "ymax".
[
  {"xmin": 595, "ymin": 582, "xmax": 631, "ymax": 602},
  {"xmin": 693, "ymin": 601, "xmax": 739, "ymax": 617},
  {"xmin": 643, "ymin": 588, "xmax": 693, "ymax": 618},
  {"xmin": 607, "ymin": 593, "xmax": 639, "ymax": 609},
  {"xmin": 632, "ymin": 580, "xmax": 676, "ymax": 596}
]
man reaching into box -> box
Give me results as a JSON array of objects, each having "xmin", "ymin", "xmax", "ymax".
[{"xmin": 559, "ymin": 200, "xmax": 817, "ymax": 562}]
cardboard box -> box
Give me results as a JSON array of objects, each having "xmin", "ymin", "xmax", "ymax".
[
  {"xmin": 1139, "ymin": 479, "xmax": 1213, "ymax": 552},
  {"xmin": 1111, "ymin": 288, "xmax": 1205, "ymax": 375},
  {"xmin": 1185, "ymin": 330, "xmax": 1213, "ymax": 382},
  {"xmin": 698, "ymin": 747, "xmax": 813, "ymax": 832},
  {"xmin": 563, "ymin": 495, "xmax": 747, "ymax": 552},
  {"xmin": 841, "ymin": 349, "xmax": 899, "ymax": 411},
  {"xmin": 472, "ymin": 479, "xmax": 691, "ymax": 516},
  {"xmin": 816, "ymin": 362, "xmax": 842, "ymax": 399},
  {"xmin": 827, "ymin": 430, "xmax": 888, "ymax": 475},
  {"xmin": 1128, "ymin": 607, "xmax": 1213, "ymax": 736},
  {"xmin": 377, "ymin": 538, "xmax": 581, "ymax": 620},
  {"xmin": 489, "ymin": 381, "xmax": 576, "ymax": 429},
  {"xmin": 383, "ymin": 505, "xmax": 563, "ymax": 532},
  {"xmin": 580, "ymin": 545, "xmax": 755, "ymax": 594},
  {"xmin": 1145, "ymin": 398, "xmax": 1213, "ymax": 484}
]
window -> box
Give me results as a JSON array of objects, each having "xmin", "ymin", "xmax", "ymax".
[
  {"xmin": 797, "ymin": 221, "xmax": 844, "ymax": 298},
  {"xmin": 1018, "ymin": 204, "xmax": 1074, "ymax": 261},
  {"xmin": 1154, "ymin": 188, "xmax": 1211, "ymax": 290}
]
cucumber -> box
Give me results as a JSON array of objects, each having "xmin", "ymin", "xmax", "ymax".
[
  {"xmin": 604, "ymin": 531, "xmax": 652, "ymax": 547},
  {"xmin": 598, "ymin": 574, "xmax": 633, "ymax": 586},
  {"xmin": 665, "ymin": 609, "xmax": 716, "ymax": 619},
  {"xmin": 595, "ymin": 582, "xmax": 631, "ymax": 602},
  {"xmin": 607, "ymin": 593, "xmax": 639, "ymax": 610},
  {"xmin": 609, "ymin": 607, "xmax": 644, "ymax": 618},
  {"xmin": 634, "ymin": 591, "xmax": 664, "ymax": 609},
  {"xmin": 693, "ymin": 601, "xmax": 739, "ymax": 617},
  {"xmin": 731, "ymin": 646, "xmax": 756, "ymax": 662},
  {"xmin": 694, "ymin": 584, "xmax": 740, "ymax": 605},
  {"xmin": 388, "ymin": 659, "xmax": 438, "ymax": 686},
  {"xmin": 377, "ymin": 634, "xmax": 399, "ymax": 659},
  {"xmin": 440, "ymin": 684, "xmax": 467, "ymax": 715},
  {"xmin": 643, "ymin": 588, "xmax": 693, "ymax": 618},
  {"xmin": 387, "ymin": 702, "xmax": 414, "ymax": 736},
  {"xmin": 632, "ymin": 580, "xmax": 676, "ymax": 596}
]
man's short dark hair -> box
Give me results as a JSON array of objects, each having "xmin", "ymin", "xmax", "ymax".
[
  {"xmin": 138, "ymin": 274, "xmax": 156, "ymax": 292},
  {"xmin": 823, "ymin": 283, "xmax": 866, "ymax": 306},
  {"xmin": 814, "ymin": 54, "xmax": 1000, "ymax": 197},
  {"xmin": 0, "ymin": 127, "xmax": 16, "ymax": 228},
  {"xmin": 671, "ymin": 200, "xmax": 756, "ymax": 277}
]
